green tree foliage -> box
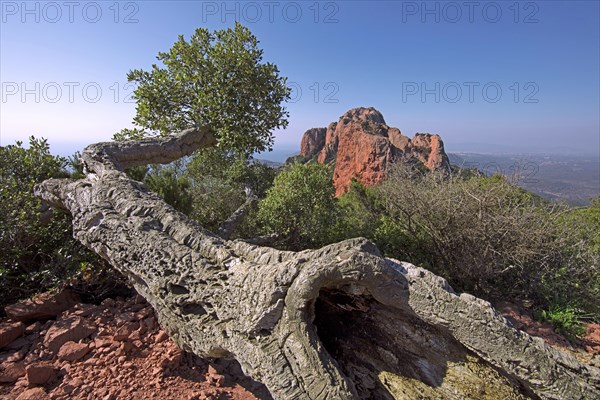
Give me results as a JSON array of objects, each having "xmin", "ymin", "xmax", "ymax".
[
  {"xmin": 186, "ymin": 148, "xmax": 277, "ymax": 233},
  {"xmin": 67, "ymin": 151, "xmax": 85, "ymax": 179},
  {"xmin": 333, "ymin": 180, "xmax": 379, "ymax": 240},
  {"xmin": 144, "ymin": 162, "xmax": 194, "ymax": 216},
  {"xmin": 257, "ymin": 163, "xmax": 338, "ymax": 250},
  {"xmin": 0, "ymin": 138, "xmax": 96, "ymax": 306},
  {"xmin": 110, "ymin": 23, "xmax": 289, "ymax": 236},
  {"xmin": 115, "ymin": 22, "xmax": 291, "ymax": 155}
]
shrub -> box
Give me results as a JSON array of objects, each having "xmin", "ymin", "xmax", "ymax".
[
  {"xmin": 538, "ymin": 304, "xmax": 588, "ymax": 340},
  {"xmin": 0, "ymin": 138, "xmax": 97, "ymax": 307},
  {"xmin": 186, "ymin": 148, "xmax": 278, "ymax": 233},
  {"xmin": 144, "ymin": 162, "xmax": 193, "ymax": 215},
  {"xmin": 375, "ymin": 164, "xmax": 599, "ymax": 317},
  {"xmin": 546, "ymin": 197, "xmax": 600, "ymax": 314},
  {"xmin": 333, "ymin": 180, "xmax": 379, "ymax": 241},
  {"xmin": 257, "ymin": 163, "xmax": 338, "ymax": 250}
]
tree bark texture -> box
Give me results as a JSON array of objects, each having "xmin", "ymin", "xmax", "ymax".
[{"xmin": 35, "ymin": 129, "xmax": 600, "ymax": 400}]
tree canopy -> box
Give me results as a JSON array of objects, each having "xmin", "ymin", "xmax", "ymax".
[{"xmin": 116, "ymin": 23, "xmax": 291, "ymax": 155}]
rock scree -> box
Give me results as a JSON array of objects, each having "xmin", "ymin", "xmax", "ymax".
[{"xmin": 0, "ymin": 292, "xmax": 269, "ymax": 400}]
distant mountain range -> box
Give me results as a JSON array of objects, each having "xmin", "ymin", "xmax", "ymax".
[
  {"xmin": 448, "ymin": 153, "xmax": 600, "ymax": 206},
  {"xmin": 445, "ymin": 142, "xmax": 600, "ymax": 156}
]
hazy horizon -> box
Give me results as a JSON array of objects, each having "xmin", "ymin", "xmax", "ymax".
[{"xmin": 1, "ymin": 1, "xmax": 599, "ymax": 159}]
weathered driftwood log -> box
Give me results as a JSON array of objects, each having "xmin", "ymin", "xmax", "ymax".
[{"xmin": 35, "ymin": 128, "xmax": 600, "ymax": 400}]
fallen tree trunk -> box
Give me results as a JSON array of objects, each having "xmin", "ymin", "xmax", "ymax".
[{"xmin": 35, "ymin": 128, "xmax": 599, "ymax": 400}]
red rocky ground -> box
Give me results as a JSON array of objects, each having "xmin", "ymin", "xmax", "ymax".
[
  {"xmin": 0, "ymin": 290, "xmax": 270, "ymax": 400},
  {"xmin": 1, "ymin": 290, "xmax": 599, "ymax": 399},
  {"xmin": 498, "ymin": 301, "xmax": 600, "ymax": 367}
]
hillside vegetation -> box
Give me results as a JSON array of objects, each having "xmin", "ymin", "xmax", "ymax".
[{"xmin": 1, "ymin": 138, "xmax": 598, "ymax": 339}]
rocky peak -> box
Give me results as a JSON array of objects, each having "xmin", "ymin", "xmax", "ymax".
[
  {"xmin": 339, "ymin": 107, "xmax": 386, "ymax": 126},
  {"xmin": 298, "ymin": 107, "xmax": 450, "ymax": 195}
]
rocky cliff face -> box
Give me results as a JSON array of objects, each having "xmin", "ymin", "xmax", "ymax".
[
  {"xmin": 299, "ymin": 107, "xmax": 450, "ymax": 196},
  {"xmin": 299, "ymin": 128, "xmax": 327, "ymax": 158}
]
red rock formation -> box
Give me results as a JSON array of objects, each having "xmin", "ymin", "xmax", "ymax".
[
  {"xmin": 411, "ymin": 132, "xmax": 449, "ymax": 170},
  {"xmin": 299, "ymin": 107, "xmax": 450, "ymax": 196},
  {"xmin": 299, "ymin": 128, "xmax": 326, "ymax": 159}
]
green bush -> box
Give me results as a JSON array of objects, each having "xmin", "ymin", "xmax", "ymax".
[
  {"xmin": 0, "ymin": 137, "xmax": 99, "ymax": 307},
  {"xmin": 545, "ymin": 197, "xmax": 600, "ymax": 314},
  {"xmin": 538, "ymin": 304, "xmax": 588, "ymax": 340},
  {"xmin": 67, "ymin": 151, "xmax": 85, "ymax": 179},
  {"xmin": 186, "ymin": 148, "xmax": 278, "ymax": 233},
  {"xmin": 257, "ymin": 163, "xmax": 338, "ymax": 250},
  {"xmin": 144, "ymin": 162, "xmax": 193, "ymax": 216},
  {"xmin": 333, "ymin": 180, "xmax": 379, "ymax": 241}
]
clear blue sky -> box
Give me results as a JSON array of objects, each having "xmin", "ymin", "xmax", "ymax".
[{"xmin": 1, "ymin": 1, "xmax": 599, "ymax": 160}]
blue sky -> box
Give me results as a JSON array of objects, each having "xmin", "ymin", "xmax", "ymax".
[{"xmin": 1, "ymin": 0, "xmax": 599, "ymax": 160}]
